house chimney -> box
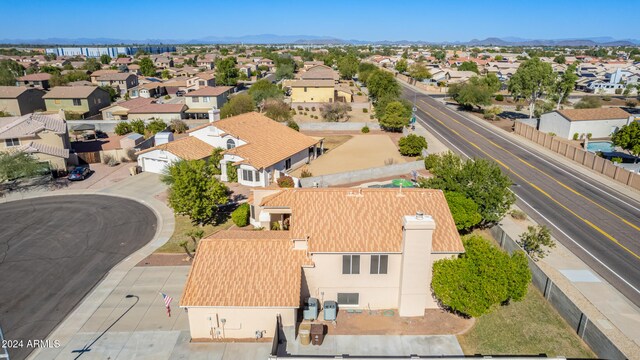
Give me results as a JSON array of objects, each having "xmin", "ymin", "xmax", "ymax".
[
  {"xmin": 208, "ymin": 107, "xmax": 221, "ymax": 123},
  {"xmin": 398, "ymin": 213, "xmax": 435, "ymax": 317}
]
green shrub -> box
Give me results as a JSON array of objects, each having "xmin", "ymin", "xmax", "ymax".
[
  {"xmin": 398, "ymin": 134, "xmax": 428, "ymax": 156},
  {"xmin": 300, "ymin": 168, "xmax": 313, "ymax": 178},
  {"xmin": 297, "ymin": 105, "xmax": 303, "ymax": 111},
  {"xmin": 362, "ymin": 108, "xmax": 368, "ymax": 113},
  {"xmin": 277, "ymin": 176, "xmax": 295, "ymax": 188},
  {"xmin": 287, "ymin": 120, "xmax": 299, "ymax": 131},
  {"xmin": 226, "ymin": 162, "xmax": 238, "ymax": 182},
  {"xmin": 495, "ymin": 94, "xmax": 504, "ymax": 101},
  {"xmin": 361, "ymin": 125, "xmax": 370, "ymax": 133},
  {"xmin": 357, "ymin": 91, "xmax": 362, "ymax": 96},
  {"xmin": 611, "ymin": 157, "xmax": 623, "ymax": 163},
  {"xmin": 432, "ymin": 235, "xmax": 531, "ymax": 317},
  {"xmin": 114, "ymin": 121, "xmax": 132, "ymax": 135},
  {"xmin": 510, "ymin": 209, "xmax": 527, "ymax": 220},
  {"xmin": 586, "ymin": 133, "xmax": 592, "ymax": 139},
  {"xmin": 548, "ymin": 132, "xmax": 556, "ymax": 137},
  {"xmin": 129, "ymin": 119, "xmax": 145, "ymax": 134},
  {"xmin": 626, "ymin": 100, "xmax": 637, "ymax": 108},
  {"xmin": 231, "ymin": 203, "xmax": 250, "ymax": 227},
  {"xmin": 164, "ymin": 94, "xmax": 171, "ymax": 99},
  {"xmin": 311, "ymin": 106, "xmax": 316, "ymax": 111},
  {"xmin": 170, "ymin": 119, "xmax": 188, "ymax": 134},
  {"xmin": 146, "ymin": 118, "xmax": 168, "ymax": 135},
  {"xmin": 572, "ymin": 132, "xmax": 579, "ymax": 141},
  {"xmin": 602, "ymin": 95, "xmax": 612, "ymax": 101},
  {"xmin": 423, "ymin": 153, "xmax": 439, "ymax": 170},
  {"xmin": 614, "ymin": 88, "xmax": 622, "ymax": 95},
  {"xmin": 515, "ymin": 104, "xmax": 523, "ymax": 111}
]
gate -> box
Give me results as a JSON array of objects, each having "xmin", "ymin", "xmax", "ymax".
[{"xmin": 76, "ymin": 151, "xmax": 101, "ymax": 164}]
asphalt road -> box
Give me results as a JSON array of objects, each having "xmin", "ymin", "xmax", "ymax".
[
  {"xmin": 401, "ymin": 84, "xmax": 640, "ymax": 307},
  {"xmin": 0, "ymin": 195, "xmax": 156, "ymax": 360}
]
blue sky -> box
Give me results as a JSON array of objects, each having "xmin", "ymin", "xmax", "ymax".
[{"xmin": 2, "ymin": 0, "xmax": 638, "ymax": 41}]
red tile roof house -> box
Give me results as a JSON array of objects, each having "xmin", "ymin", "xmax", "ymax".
[
  {"xmin": 187, "ymin": 111, "xmax": 323, "ymax": 186},
  {"xmin": 126, "ymin": 103, "xmax": 186, "ymax": 122},
  {"xmin": 15, "ymin": 73, "xmax": 52, "ymax": 90},
  {"xmin": 179, "ymin": 187, "xmax": 464, "ymax": 340}
]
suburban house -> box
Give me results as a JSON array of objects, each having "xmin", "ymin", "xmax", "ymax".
[
  {"xmin": 126, "ymin": 103, "xmax": 186, "ymax": 121},
  {"xmin": 95, "ymin": 73, "xmax": 139, "ymax": 97},
  {"xmin": 288, "ymin": 65, "xmax": 346, "ymax": 103},
  {"xmin": 538, "ymin": 108, "xmax": 634, "ymax": 140},
  {"xmin": 135, "ymin": 135, "xmax": 214, "ymax": 173},
  {"xmin": 180, "ymin": 187, "xmax": 464, "ymax": 340},
  {"xmin": 15, "ymin": 73, "xmax": 52, "ymax": 90},
  {"xmin": 184, "ymin": 86, "xmax": 233, "ymax": 119},
  {"xmin": 0, "ymin": 111, "xmax": 70, "ymax": 170},
  {"xmin": 0, "ymin": 86, "xmax": 46, "ymax": 116},
  {"xmin": 90, "ymin": 69, "xmax": 119, "ymax": 84},
  {"xmin": 128, "ymin": 82, "xmax": 167, "ymax": 99},
  {"xmin": 298, "ymin": 64, "xmax": 339, "ymax": 81},
  {"xmin": 185, "ymin": 72, "xmax": 217, "ymax": 91},
  {"xmin": 43, "ymin": 86, "xmax": 111, "ymax": 118},
  {"xmin": 152, "ymin": 56, "xmax": 174, "ymax": 69},
  {"xmin": 100, "ymin": 97, "xmax": 155, "ymax": 120},
  {"xmin": 187, "ymin": 111, "xmax": 322, "ymax": 186}
]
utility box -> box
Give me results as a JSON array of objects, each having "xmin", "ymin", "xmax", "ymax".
[
  {"xmin": 323, "ymin": 300, "xmax": 337, "ymax": 321},
  {"xmin": 311, "ymin": 324, "xmax": 325, "ymax": 346},
  {"xmin": 303, "ymin": 297, "xmax": 318, "ymax": 321},
  {"xmin": 299, "ymin": 323, "xmax": 311, "ymax": 346}
]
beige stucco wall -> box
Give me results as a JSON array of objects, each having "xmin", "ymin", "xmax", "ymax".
[
  {"xmin": 0, "ymin": 99, "xmax": 21, "ymax": 116},
  {"xmin": 303, "ymin": 253, "xmax": 402, "ymax": 309},
  {"xmin": 185, "ymin": 307, "xmax": 296, "ymax": 340},
  {"xmin": 291, "ymin": 86, "xmax": 334, "ymax": 103},
  {"xmin": 128, "ymin": 112, "xmax": 182, "ymax": 121},
  {"xmin": 45, "ymin": 91, "xmax": 110, "ymax": 116},
  {"xmin": 0, "ymin": 130, "xmax": 68, "ymax": 170}
]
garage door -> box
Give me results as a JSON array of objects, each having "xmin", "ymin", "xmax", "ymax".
[{"xmin": 142, "ymin": 157, "xmax": 169, "ymax": 174}]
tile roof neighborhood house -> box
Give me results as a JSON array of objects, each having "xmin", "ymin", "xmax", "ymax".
[
  {"xmin": 128, "ymin": 81, "xmax": 167, "ymax": 99},
  {"xmin": 0, "ymin": 111, "xmax": 70, "ymax": 170},
  {"xmin": 95, "ymin": 72, "xmax": 139, "ymax": 97},
  {"xmin": 180, "ymin": 188, "xmax": 463, "ymax": 340},
  {"xmin": 100, "ymin": 97, "xmax": 155, "ymax": 120},
  {"xmin": 0, "ymin": 86, "xmax": 46, "ymax": 116},
  {"xmin": 187, "ymin": 111, "xmax": 322, "ymax": 186},
  {"xmin": 299, "ymin": 64, "xmax": 339, "ymax": 81},
  {"xmin": 135, "ymin": 135, "xmax": 214, "ymax": 173},
  {"xmin": 42, "ymin": 86, "xmax": 111, "ymax": 118},
  {"xmin": 90, "ymin": 69, "xmax": 119, "ymax": 84},
  {"xmin": 126, "ymin": 103, "xmax": 186, "ymax": 121},
  {"xmin": 184, "ymin": 86, "xmax": 233, "ymax": 119},
  {"xmin": 538, "ymin": 108, "xmax": 634, "ymax": 140},
  {"xmin": 152, "ymin": 56, "xmax": 174, "ymax": 69},
  {"xmin": 288, "ymin": 79, "xmax": 338, "ymax": 103},
  {"xmin": 185, "ymin": 73, "xmax": 217, "ymax": 91},
  {"xmin": 15, "ymin": 72, "xmax": 52, "ymax": 90}
]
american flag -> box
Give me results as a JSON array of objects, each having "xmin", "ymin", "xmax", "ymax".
[{"xmin": 160, "ymin": 292, "xmax": 173, "ymax": 308}]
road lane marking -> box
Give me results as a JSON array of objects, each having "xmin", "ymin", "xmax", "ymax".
[
  {"xmin": 418, "ymin": 99, "xmax": 640, "ymax": 234},
  {"xmin": 413, "ymin": 106, "xmax": 640, "ymax": 261}
]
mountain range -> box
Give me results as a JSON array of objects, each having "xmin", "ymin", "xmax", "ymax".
[{"xmin": 1, "ymin": 35, "xmax": 638, "ymax": 46}]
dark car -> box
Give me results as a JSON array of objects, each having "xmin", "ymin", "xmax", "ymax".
[
  {"xmin": 67, "ymin": 166, "xmax": 91, "ymax": 181},
  {"xmin": 175, "ymin": 90, "xmax": 185, "ymax": 97}
]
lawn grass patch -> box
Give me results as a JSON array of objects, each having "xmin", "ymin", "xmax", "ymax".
[{"xmin": 155, "ymin": 214, "xmax": 233, "ymax": 253}]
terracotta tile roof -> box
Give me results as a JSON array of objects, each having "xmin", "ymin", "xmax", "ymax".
[
  {"xmin": 300, "ymin": 65, "xmax": 339, "ymax": 81},
  {"xmin": 128, "ymin": 103, "xmax": 186, "ymax": 114},
  {"xmin": 97, "ymin": 73, "xmax": 135, "ymax": 81},
  {"xmin": 18, "ymin": 141, "xmax": 69, "ymax": 158},
  {"xmin": 187, "ymin": 112, "xmax": 319, "ymax": 169},
  {"xmin": 180, "ymin": 231, "xmax": 310, "ymax": 307},
  {"xmin": 135, "ymin": 136, "xmax": 213, "ymax": 160},
  {"xmin": 185, "ymin": 86, "xmax": 233, "ymax": 97},
  {"xmin": 557, "ymin": 108, "xmax": 631, "ymax": 121},
  {"xmin": 90, "ymin": 69, "xmax": 119, "ymax": 77},
  {"xmin": 0, "ymin": 112, "xmax": 66, "ymax": 140},
  {"xmin": 42, "ymin": 86, "xmax": 104, "ymax": 99},
  {"xmin": 17, "ymin": 73, "xmax": 52, "ymax": 81},
  {"xmin": 103, "ymin": 97, "xmax": 154, "ymax": 111},
  {"xmin": 260, "ymin": 188, "xmax": 464, "ymax": 254}
]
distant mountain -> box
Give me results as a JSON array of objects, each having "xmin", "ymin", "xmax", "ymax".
[{"xmin": 0, "ymin": 35, "xmax": 638, "ymax": 46}]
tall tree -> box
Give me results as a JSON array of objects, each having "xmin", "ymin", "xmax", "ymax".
[
  {"xmin": 457, "ymin": 61, "xmax": 479, "ymax": 74},
  {"xmin": 215, "ymin": 57, "xmax": 239, "ymax": 85},
  {"xmin": 100, "ymin": 54, "xmax": 112, "ymax": 65},
  {"xmin": 379, "ymin": 101, "xmax": 410, "ymax": 131},
  {"xmin": 554, "ymin": 65, "xmax": 578, "ymax": 109},
  {"xmin": 367, "ymin": 70, "xmax": 400, "ymax": 102},
  {"xmin": 337, "ymin": 54, "xmax": 359, "ymax": 79},
  {"xmin": 162, "ymin": 160, "xmax": 229, "ymax": 225},
  {"xmin": 83, "ymin": 58, "xmax": 101, "ymax": 72},
  {"xmin": 357, "ymin": 62, "xmax": 378, "ymax": 84},
  {"xmin": 408, "ymin": 62, "xmax": 431, "ymax": 81},
  {"xmin": 395, "ymin": 58, "xmax": 408, "ymax": 73},
  {"xmin": 611, "ymin": 122, "xmax": 640, "ymax": 162},
  {"xmin": 139, "ymin": 57, "xmax": 156, "ymax": 76},
  {"xmin": 220, "ymin": 93, "xmax": 255, "ymax": 118},
  {"xmin": 0, "ymin": 152, "xmax": 47, "ymax": 182},
  {"xmin": 248, "ymin": 79, "xmax": 282, "ymax": 104},
  {"xmin": 0, "ymin": 59, "xmax": 24, "ymax": 86},
  {"xmin": 508, "ymin": 57, "xmax": 555, "ymax": 118}
]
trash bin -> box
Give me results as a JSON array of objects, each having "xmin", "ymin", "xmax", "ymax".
[
  {"xmin": 299, "ymin": 323, "xmax": 311, "ymax": 346},
  {"xmin": 311, "ymin": 324, "xmax": 325, "ymax": 346},
  {"xmin": 323, "ymin": 300, "xmax": 337, "ymax": 321},
  {"xmin": 303, "ymin": 297, "xmax": 318, "ymax": 320}
]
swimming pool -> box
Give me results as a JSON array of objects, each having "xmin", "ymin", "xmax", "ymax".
[{"xmin": 586, "ymin": 141, "xmax": 615, "ymax": 153}]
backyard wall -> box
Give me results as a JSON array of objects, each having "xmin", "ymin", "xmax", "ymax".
[
  {"xmin": 299, "ymin": 122, "xmax": 380, "ymax": 131},
  {"xmin": 299, "ymin": 161, "xmax": 424, "ymax": 188},
  {"xmin": 513, "ymin": 122, "xmax": 640, "ymax": 191}
]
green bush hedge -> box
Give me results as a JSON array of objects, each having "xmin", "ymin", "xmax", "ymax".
[
  {"xmin": 231, "ymin": 203, "xmax": 250, "ymax": 227},
  {"xmin": 398, "ymin": 134, "xmax": 428, "ymax": 156},
  {"xmin": 495, "ymin": 94, "xmax": 504, "ymax": 101}
]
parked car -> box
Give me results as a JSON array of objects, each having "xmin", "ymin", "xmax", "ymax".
[
  {"xmin": 175, "ymin": 90, "xmax": 185, "ymax": 97},
  {"xmin": 67, "ymin": 166, "xmax": 91, "ymax": 181}
]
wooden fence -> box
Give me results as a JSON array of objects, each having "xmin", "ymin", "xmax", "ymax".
[{"xmin": 514, "ymin": 122, "xmax": 640, "ymax": 190}]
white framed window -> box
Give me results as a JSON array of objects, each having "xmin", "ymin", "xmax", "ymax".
[
  {"xmin": 337, "ymin": 293, "xmax": 359, "ymax": 306},
  {"xmin": 242, "ymin": 169, "xmax": 253, "ymax": 182},
  {"xmin": 342, "ymin": 255, "xmax": 360, "ymax": 274},
  {"xmin": 370, "ymin": 255, "xmax": 388, "ymax": 274},
  {"xmin": 5, "ymin": 138, "xmax": 20, "ymax": 147},
  {"xmin": 203, "ymin": 96, "xmax": 210, "ymax": 103},
  {"xmin": 226, "ymin": 139, "xmax": 235, "ymax": 149}
]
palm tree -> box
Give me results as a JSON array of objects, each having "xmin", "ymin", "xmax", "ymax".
[
  {"xmin": 186, "ymin": 228, "xmax": 204, "ymax": 250},
  {"xmin": 178, "ymin": 240, "xmax": 193, "ymax": 259}
]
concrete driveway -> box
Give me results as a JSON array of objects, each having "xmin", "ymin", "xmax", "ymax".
[{"xmin": 0, "ymin": 195, "xmax": 157, "ymax": 360}]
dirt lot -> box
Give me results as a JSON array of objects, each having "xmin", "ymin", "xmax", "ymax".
[
  {"xmin": 294, "ymin": 106, "xmax": 374, "ymax": 123},
  {"xmin": 306, "ymin": 309, "xmax": 473, "ymax": 336},
  {"xmin": 291, "ymin": 134, "xmax": 405, "ymax": 177}
]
